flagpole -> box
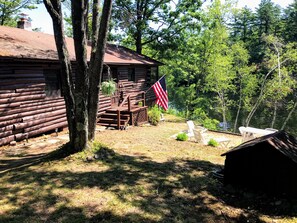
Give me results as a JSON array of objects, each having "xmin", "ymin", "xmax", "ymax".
[{"xmin": 145, "ymin": 74, "xmax": 166, "ymax": 94}]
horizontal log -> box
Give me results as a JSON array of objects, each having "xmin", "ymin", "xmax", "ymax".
[
  {"xmin": 0, "ymin": 73, "xmax": 44, "ymax": 79},
  {"xmin": 0, "ymin": 83, "xmax": 45, "ymax": 90},
  {"xmin": 0, "ymin": 135, "xmax": 15, "ymax": 146},
  {"xmin": 14, "ymin": 69, "xmax": 43, "ymax": 74},
  {"xmin": 0, "ymin": 130, "xmax": 13, "ymax": 138},
  {"xmin": 0, "ymin": 78, "xmax": 45, "ymax": 85},
  {"xmin": 14, "ymin": 114, "xmax": 66, "ymax": 130},
  {"xmin": 0, "ymin": 91, "xmax": 45, "ymax": 99},
  {"xmin": 0, "ymin": 94, "xmax": 46, "ymax": 104},
  {"xmin": 0, "ymin": 101, "xmax": 65, "ymax": 116},
  {"xmin": 0, "ymin": 125, "xmax": 13, "ymax": 132},
  {"xmin": 14, "ymin": 133, "xmax": 28, "ymax": 141},
  {"xmin": 0, "ymin": 90, "xmax": 15, "ymax": 94},
  {"xmin": 0, "ymin": 69, "xmax": 13, "ymax": 74},
  {"xmin": 20, "ymin": 97, "xmax": 64, "ymax": 107},
  {"xmin": 24, "ymin": 117, "xmax": 67, "ymax": 132},
  {"xmin": 0, "ymin": 118, "xmax": 22, "ymax": 128},
  {"xmin": 0, "ymin": 102, "xmax": 21, "ymax": 109},
  {"xmin": 22, "ymin": 109, "xmax": 66, "ymax": 122},
  {"xmin": 27, "ymin": 121, "xmax": 68, "ymax": 138},
  {"xmin": 20, "ymin": 106, "xmax": 66, "ymax": 121},
  {"xmin": 0, "ymin": 105, "xmax": 65, "ymax": 122},
  {"xmin": 16, "ymin": 87, "xmax": 45, "ymax": 93}
]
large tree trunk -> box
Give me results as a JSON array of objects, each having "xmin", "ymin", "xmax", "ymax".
[
  {"xmin": 88, "ymin": 0, "xmax": 113, "ymax": 140},
  {"xmin": 44, "ymin": 0, "xmax": 113, "ymax": 152},
  {"xmin": 71, "ymin": 0, "xmax": 89, "ymax": 151}
]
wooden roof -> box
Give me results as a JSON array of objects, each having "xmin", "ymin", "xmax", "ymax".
[
  {"xmin": 221, "ymin": 131, "xmax": 297, "ymax": 164},
  {"xmin": 0, "ymin": 25, "xmax": 162, "ymax": 65}
]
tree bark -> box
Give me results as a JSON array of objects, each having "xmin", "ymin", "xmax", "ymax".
[
  {"xmin": 71, "ymin": 0, "xmax": 89, "ymax": 151},
  {"xmin": 88, "ymin": 0, "xmax": 113, "ymax": 140}
]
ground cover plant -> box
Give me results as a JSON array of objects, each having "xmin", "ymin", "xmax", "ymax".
[{"xmin": 0, "ymin": 116, "xmax": 297, "ymax": 222}]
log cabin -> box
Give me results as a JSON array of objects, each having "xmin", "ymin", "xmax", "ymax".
[{"xmin": 0, "ymin": 25, "xmax": 163, "ymax": 146}]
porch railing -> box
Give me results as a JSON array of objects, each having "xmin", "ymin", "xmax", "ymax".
[{"xmin": 116, "ymin": 91, "xmax": 146, "ymax": 129}]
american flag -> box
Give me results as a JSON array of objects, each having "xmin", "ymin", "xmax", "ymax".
[{"xmin": 152, "ymin": 76, "xmax": 168, "ymax": 110}]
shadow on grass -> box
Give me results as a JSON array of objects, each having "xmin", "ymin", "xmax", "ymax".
[
  {"xmin": 0, "ymin": 143, "xmax": 76, "ymax": 174},
  {"xmin": 1, "ymin": 148, "xmax": 297, "ymax": 223}
]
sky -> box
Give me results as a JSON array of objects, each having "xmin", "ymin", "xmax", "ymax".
[{"xmin": 24, "ymin": 0, "xmax": 294, "ymax": 35}]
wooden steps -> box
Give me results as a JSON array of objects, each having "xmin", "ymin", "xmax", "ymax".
[{"xmin": 97, "ymin": 109, "xmax": 130, "ymax": 129}]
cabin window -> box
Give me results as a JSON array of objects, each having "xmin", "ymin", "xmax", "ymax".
[
  {"xmin": 128, "ymin": 68, "xmax": 136, "ymax": 82},
  {"xmin": 147, "ymin": 67, "xmax": 158, "ymax": 86},
  {"xmin": 44, "ymin": 69, "xmax": 61, "ymax": 97}
]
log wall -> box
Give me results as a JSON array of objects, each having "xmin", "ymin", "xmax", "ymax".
[
  {"xmin": 0, "ymin": 60, "xmax": 157, "ymax": 146},
  {"xmin": 114, "ymin": 66, "xmax": 156, "ymax": 106},
  {"xmin": 0, "ymin": 60, "xmax": 68, "ymax": 146}
]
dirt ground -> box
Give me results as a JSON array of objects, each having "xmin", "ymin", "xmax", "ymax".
[{"xmin": 0, "ymin": 122, "xmax": 242, "ymax": 173}]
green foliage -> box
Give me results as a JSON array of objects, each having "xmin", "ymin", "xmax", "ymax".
[
  {"xmin": 148, "ymin": 105, "xmax": 161, "ymax": 126},
  {"xmin": 176, "ymin": 132, "xmax": 188, "ymax": 141},
  {"xmin": 202, "ymin": 118, "xmax": 220, "ymax": 131},
  {"xmin": 112, "ymin": 0, "xmax": 297, "ymax": 134},
  {"xmin": 208, "ymin": 138, "xmax": 219, "ymax": 147},
  {"xmin": 0, "ymin": 0, "xmax": 39, "ymax": 26},
  {"xmin": 101, "ymin": 80, "xmax": 116, "ymax": 96}
]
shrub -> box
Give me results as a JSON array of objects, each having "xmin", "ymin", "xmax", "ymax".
[
  {"xmin": 148, "ymin": 105, "xmax": 161, "ymax": 125},
  {"xmin": 176, "ymin": 132, "xmax": 188, "ymax": 141},
  {"xmin": 208, "ymin": 138, "xmax": 218, "ymax": 147},
  {"xmin": 202, "ymin": 118, "xmax": 220, "ymax": 131},
  {"xmin": 101, "ymin": 80, "xmax": 116, "ymax": 96}
]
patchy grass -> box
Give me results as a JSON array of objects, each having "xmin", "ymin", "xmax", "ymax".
[{"xmin": 0, "ymin": 118, "xmax": 297, "ymax": 222}]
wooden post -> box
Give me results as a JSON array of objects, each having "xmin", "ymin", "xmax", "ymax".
[
  {"xmin": 142, "ymin": 92, "xmax": 145, "ymax": 107},
  {"xmin": 128, "ymin": 95, "xmax": 131, "ymax": 112},
  {"xmin": 117, "ymin": 109, "xmax": 121, "ymax": 129}
]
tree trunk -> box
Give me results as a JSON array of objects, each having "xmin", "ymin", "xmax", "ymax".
[
  {"xmin": 88, "ymin": 0, "xmax": 113, "ymax": 140},
  {"xmin": 281, "ymin": 100, "xmax": 297, "ymax": 130},
  {"xmin": 234, "ymin": 81, "xmax": 242, "ymax": 132},
  {"xmin": 71, "ymin": 0, "xmax": 89, "ymax": 151},
  {"xmin": 271, "ymin": 101, "xmax": 277, "ymax": 128},
  {"xmin": 44, "ymin": 0, "xmax": 113, "ymax": 152},
  {"xmin": 245, "ymin": 61, "xmax": 287, "ymax": 126},
  {"xmin": 135, "ymin": 1, "xmax": 143, "ymax": 54}
]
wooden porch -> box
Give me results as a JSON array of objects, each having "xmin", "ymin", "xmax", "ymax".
[{"xmin": 97, "ymin": 91, "xmax": 148, "ymax": 129}]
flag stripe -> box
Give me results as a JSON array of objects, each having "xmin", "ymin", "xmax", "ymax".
[
  {"xmin": 152, "ymin": 76, "xmax": 168, "ymax": 110},
  {"xmin": 154, "ymin": 83, "xmax": 168, "ymax": 109}
]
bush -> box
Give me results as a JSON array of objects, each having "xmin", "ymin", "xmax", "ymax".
[
  {"xmin": 101, "ymin": 80, "xmax": 116, "ymax": 96},
  {"xmin": 202, "ymin": 118, "xmax": 220, "ymax": 131},
  {"xmin": 148, "ymin": 105, "xmax": 161, "ymax": 125},
  {"xmin": 208, "ymin": 138, "xmax": 218, "ymax": 147},
  {"xmin": 176, "ymin": 132, "xmax": 188, "ymax": 141}
]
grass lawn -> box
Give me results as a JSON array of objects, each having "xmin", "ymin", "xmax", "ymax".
[{"xmin": 0, "ymin": 115, "xmax": 297, "ymax": 223}]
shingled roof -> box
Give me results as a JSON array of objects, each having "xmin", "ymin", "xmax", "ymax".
[
  {"xmin": 221, "ymin": 131, "xmax": 297, "ymax": 164},
  {"xmin": 0, "ymin": 25, "xmax": 162, "ymax": 65}
]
